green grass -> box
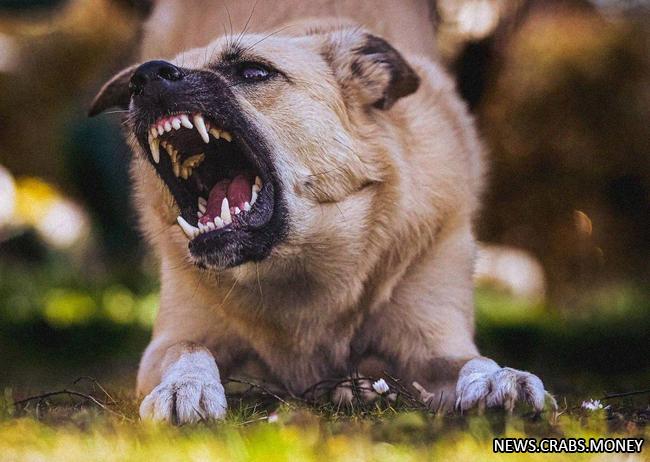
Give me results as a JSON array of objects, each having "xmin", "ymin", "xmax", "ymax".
[{"xmin": 1, "ymin": 391, "xmax": 648, "ymax": 462}]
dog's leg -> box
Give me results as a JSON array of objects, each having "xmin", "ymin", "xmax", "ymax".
[
  {"xmin": 367, "ymin": 220, "xmax": 554, "ymax": 413},
  {"xmin": 138, "ymin": 341, "xmax": 227, "ymax": 423}
]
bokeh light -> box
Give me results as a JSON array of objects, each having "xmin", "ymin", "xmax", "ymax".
[{"xmin": 0, "ymin": 165, "xmax": 16, "ymax": 228}]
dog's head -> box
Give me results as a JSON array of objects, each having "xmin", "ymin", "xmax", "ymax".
[{"xmin": 90, "ymin": 24, "xmax": 420, "ymax": 270}]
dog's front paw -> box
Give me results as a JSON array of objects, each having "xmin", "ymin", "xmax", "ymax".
[
  {"xmin": 455, "ymin": 358, "xmax": 556, "ymax": 414},
  {"xmin": 139, "ymin": 349, "xmax": 227, "ymax": 424}
]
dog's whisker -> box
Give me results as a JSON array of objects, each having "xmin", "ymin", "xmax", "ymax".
[
  {"xmin": 238, "ymin": 24, "xmax": 297, "ymax": 55},
  {"xmin": 255, "ymin": 262, "xmax": 264, "ymax": 310},
  {"xmin": 235, "ymin": 0, "xmax": 260, "ymax": 50}
]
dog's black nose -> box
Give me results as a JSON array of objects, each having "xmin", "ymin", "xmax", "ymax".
[{"xmin": 129, "ymin": 60, "xmax": 183, "ymax": 96}]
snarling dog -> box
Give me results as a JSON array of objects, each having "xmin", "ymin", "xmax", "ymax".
[{"xmin": 90, "ymin": 19, "xmax": 554, "ymax": 423}]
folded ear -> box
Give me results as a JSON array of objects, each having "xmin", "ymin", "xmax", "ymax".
[
  {"xmin": 88, "ymin": 64, "xmax": 138, "ymax": 117},
  {"xmin": 324, "ymin": 29, "xmax": 420, "ymax": 110}
]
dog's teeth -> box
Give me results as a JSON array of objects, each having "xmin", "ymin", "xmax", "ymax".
[
  {"xmin": 255, "ymin": 176, "xmax": 262, "ymax": 188},
  {"xmin": 243, "ymin": 201, "xmax": 251, "ymax": 212},
  {"xmin": 177, "ymin": 216, "xmax": 199, "ymax": 239},
  {"xmin": 164, "ymin": 121, "xmax": 172, "ymax": 132},
  {"xmin": 148, "ymin": 135, "xmax": 160, "ymax": 164},
  {"xmin": 157, "ymin": 124, "xmax": 164, "ymax": 136},
  {"xmin": 180, "ymin": 114, "xmax": 193, "ymax": 129},
  {"xmin": 171, "ymin": 118, "xmax": 181, "ymax": 130},
  {"xmin": 209, "ymin": 128, "xmax": 220, "ymax": 139},
  {"xmin": 198, "ymin": 199, "xmax": 207, "ymax": 213},
  {"xmin": 234, "ymin": 207, "xmax": 241, "ymax": 215},
  {"xmin": 252, "ymin": 184, "xmax": 260, "ymax": 194},
  {"xmin": 214, "ymin": 217, "xmax": 224, "ymax": 228},
  {"xmin": 193, "ymin": 114, "xmax": 210, "ymax": 143},
  {"xmin": 150, "ymin": 127, "xmax": 158, "ymax": 138},
  {"xmin": 173, "ymin": 161, "xmax": 181, "ymax": 178},
  {"xmin": 221, "ymin": 198, "xmax": 232, "ymax": 224},
  {"xmin": 207, "ymin": 221, "xmax": 216, "ymax": 230},
  {"xmin": 250, "ymin": 189, "xmax": 258, "ymax": 206},
  {"xmin": 197, "ymin": 211, "xmax": 203, "ymax": 218},
  {"xmin": 198, "ymin": 222, "xmax": 207, "ymax": 233},
  {"xmin": 198, "ymin": 197, "xmax": 207, "ymax": 207},
  {"xmin": 221, "ymin": 131, "xmax": 232, "ymax": 142},
  {"xmin": 182, "ymin": 153, "xmax": 205, "ymax": 169},
  {"xmin": 181, "ymin": 167, "xmax": 192, "ymax": 179}
]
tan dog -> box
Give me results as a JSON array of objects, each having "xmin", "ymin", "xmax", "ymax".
[{"xmin": 90, "ymin": 2, "xmax": 553, "ymax": 424}]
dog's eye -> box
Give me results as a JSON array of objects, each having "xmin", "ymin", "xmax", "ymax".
[{"xmin": 238, "ymin": 63, "xmax": 271, "ymax": 81}]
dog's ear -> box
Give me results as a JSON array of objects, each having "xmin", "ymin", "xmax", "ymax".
[
  {"xmin": 88, "ymin": 64, "xmax": 138, "ymax": 117},
  {"xmin": 324, "ymin": 29, "xmax": 420, "ymax": 110}
]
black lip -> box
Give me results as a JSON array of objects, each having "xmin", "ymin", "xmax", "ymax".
[{"xmin": 131, "ymin": 68, "xmax": 289, "ymax": 268}]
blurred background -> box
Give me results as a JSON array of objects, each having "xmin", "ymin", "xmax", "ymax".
[{"xmin": 0, "ymin": 0, "xmax": 648, "ymax": 398}]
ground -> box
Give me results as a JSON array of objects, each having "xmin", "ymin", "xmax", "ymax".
[{"xmin": 1, "ymin": 390, "xmax": 649, "ymax": 461}]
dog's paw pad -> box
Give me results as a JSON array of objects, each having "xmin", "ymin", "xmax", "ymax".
[{"xmin": 456, "ymin": 365, "xmax": 555, "ymax": 414}]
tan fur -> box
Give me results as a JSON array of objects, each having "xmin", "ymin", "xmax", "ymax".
[{"xmin": 99, "ymin": 1, "xmax": 551, "ymax": 417}]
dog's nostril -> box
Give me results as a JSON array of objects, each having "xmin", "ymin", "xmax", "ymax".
[
  {"xmin": 130, "ymin": 60, "xmax": 184, "ymax": 95},
  {"xmin": 158, "ymin": 64, "xmax": 183, "ymax": 81}
]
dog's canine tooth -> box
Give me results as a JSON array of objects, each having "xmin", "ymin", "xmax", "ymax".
[
  {"xmin": 243, "ymin": 201, "xmax": 251, "ymax": 212},
  {"xmin": 177, "ymin": 216, "xmax": 199, "ymax": 239},
  {"xmin": 164, "ymin": 121, "xmax": 172, "ymax": 132},
  {"xmin": 221, "ymin": 198, "xmax": 232, "ymax": 224},
  {"xmin": 252, "ymin": 184, "xmax": 260, "ymax": 194},
  {"xmin": 150, "ymin": 126, "xmax": 158, "ymax": 138},
  {"xmin": 171, "ymin": 118, "xmax": 181, "ymax": 130},
  {"xmin": 198, "ymin": 198, "xmax": 207, "ymax": 214},
  {"xmin": 157, "ymin": 124, "xmax": 164, "ymax": 136},
  {"xmin": 214, "ymin": 217, "xmax": 224, "ymax": 228},
  {"xmin": 193, "ymin": 114, "xmax": 210, "ymax": 143},
  {"xmin": 180, "ymin": 114, "xmax": 193, "ymax": 129},
  {"xmin": 255, "ymin": 176, "xmax": 262, "ymax": 188},
  {"xmin": 209, "ymin": 128, "xmax": 220, "ymax": 139},
  {"xmin": 148, "ymin": 135, "xmax": 160, "ymax": 164},
  {"xmin": 221, "ymin": 131, "xmax": 232, "ymax": 142},
  {"xmin": 250, "ymin": 189, "xmax": 258, "ymax": 206}
]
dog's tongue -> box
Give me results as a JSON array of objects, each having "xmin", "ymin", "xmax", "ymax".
[{"xmin": 200, "ymin": 174, "xmax": 252, "ymax": 224}]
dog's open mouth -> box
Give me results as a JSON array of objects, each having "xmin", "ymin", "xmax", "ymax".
[{"xmin": 142, "ymin": 112, "xmax": 274, "ymax": 242}]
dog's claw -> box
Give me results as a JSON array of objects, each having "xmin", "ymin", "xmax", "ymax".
[{"xmin": 455, "ymin": 358, "xmax": 556, "ymax": 414}]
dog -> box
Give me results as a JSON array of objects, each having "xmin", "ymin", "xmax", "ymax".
[{"xmin": 89, "ymin": 1, "xmax": 554, "ymax": 424}]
